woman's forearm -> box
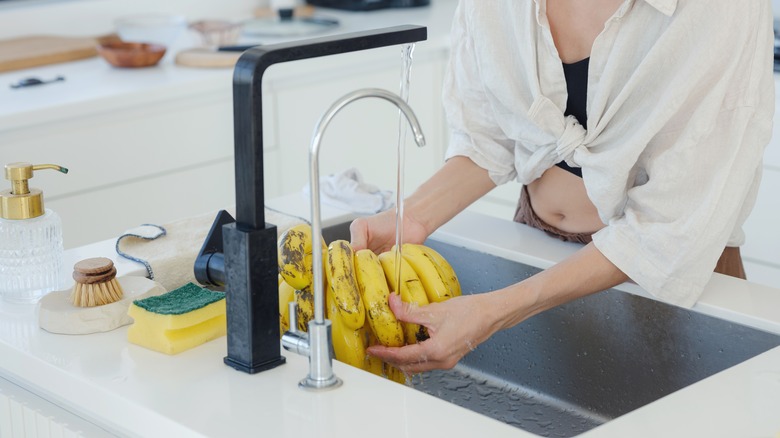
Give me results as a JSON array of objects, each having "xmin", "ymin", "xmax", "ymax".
[
  {"xmin": 406, "ymin": 158, "xmax": 627, "ymax": 334},
  {"xmin": 487, "ymin": 242, "xmax": 630, "ymax": 332},
  {"xmin": 406, "ymin": 156, "xmax": 497, "ymax": 235}
]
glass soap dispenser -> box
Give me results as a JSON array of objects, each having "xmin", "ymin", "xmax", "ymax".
[{"xmin": 0, "ymin": 162, "xmax": 68, "ymax": 303}]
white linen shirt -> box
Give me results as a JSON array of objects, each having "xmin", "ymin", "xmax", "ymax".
[{"xmin": 443, "ymin": 0, "xmax": 775, "ymax": 307}]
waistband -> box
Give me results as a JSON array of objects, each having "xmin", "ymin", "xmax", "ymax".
[{"xmin": 513, "ymin": 185, "xmax": 593, "ymax": 244}]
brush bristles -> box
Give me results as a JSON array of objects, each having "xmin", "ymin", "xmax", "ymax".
[{"xmin": 70, "ymin": 278, "xmax": 124, "ymax": 307}]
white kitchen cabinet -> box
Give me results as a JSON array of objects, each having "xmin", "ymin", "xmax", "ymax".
[
  {"xmin": 0, "ymin": 0, "xmax": 460, "ymax": 250},
  {"xmin": 0, "ymin": 375, "xmax": 112, "ymax": 437},
  {"xmin": 465, "ymin": 181, "xmax": 523, "ymax": 220},
  {"xmin": 0, "ymin": 46, "xmax": 449, "ymax": 250},
  {"xmin": 264, "ymin": 45, "xmax": 449, "ymax": 199},
  {"xmin": 742, "ymin": 167, "xmax": 780, "ymax": 286},
  {"xmin": 1, "ymin": 80, "xmax": 236, "ymax": 250}
]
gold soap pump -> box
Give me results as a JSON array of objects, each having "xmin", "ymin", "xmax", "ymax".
[
  {"xmin": 0, "ymin": 162, "xmax": 69, "ymax": 303},
  {"xmin": 1, "ymin": 162, "xmax": 68, "ymax": 220}
]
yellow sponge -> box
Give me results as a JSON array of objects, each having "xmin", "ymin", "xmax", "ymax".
[{"xmin": 127, "ymin": 282, "xmax": 226, "ymax": 355}]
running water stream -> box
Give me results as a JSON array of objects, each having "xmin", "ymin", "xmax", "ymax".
[{"xmin": 394, "ymin": 43, "xmax": 417, "ymax": 291}]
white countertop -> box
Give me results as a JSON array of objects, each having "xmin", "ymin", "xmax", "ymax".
[{"xmin": 1, "ymin": 194, "xmax": 779, "ymax": 438}]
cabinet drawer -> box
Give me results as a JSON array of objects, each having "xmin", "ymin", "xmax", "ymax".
[
  {"xmin": 48, "ymin": 158, "xmax": 235, "ymax": 249},
  {"xmin": 0, "ymin": 91, "xmax": 234, "ymax": 200}
]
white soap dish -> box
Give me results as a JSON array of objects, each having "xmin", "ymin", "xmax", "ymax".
[{"xmin": 38, "ymin": 276, "xmax": 166, "ymax": 335}]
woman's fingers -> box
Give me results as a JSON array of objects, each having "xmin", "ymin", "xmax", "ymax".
[
  {"xmin": 367, "ymin": 342, "xmax": 428, "ymax": 365},
  {"xmin": 349, "ymin": 218, "xmax": 370, "ymax": 251},
  {"xmin": 387, "ymin": 292, "xmax": 434, "ymax": 326},
  {"xmin": 367, "ymin": 295, "xmax": 476, "ymax": 373},
  {"xmin": 367, "ymin": 340, "xmax": 450, "ymax": 374},
  {"xmin": 366, "ymin": 294, "xmax": 440, "ymax": 372},
  {"xmin": 349, "ymin": 215, "xmax": 395, "ymax": 253}
]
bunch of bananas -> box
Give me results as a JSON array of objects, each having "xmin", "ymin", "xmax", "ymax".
[{"xmin": 277, "ymin": 223, "xmax": 461, "ymax": 383}]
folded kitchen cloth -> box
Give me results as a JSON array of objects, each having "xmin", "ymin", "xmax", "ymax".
[
  {"xmin": 115, "ymin": 207, "xmax": 306, "ymax": 291},
  {"xmin": 302, "ymin": 167, "xmax": 394, "ymax": 214}
]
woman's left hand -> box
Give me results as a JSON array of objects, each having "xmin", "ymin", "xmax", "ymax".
[
  {"xmin": 366, "ymin": 292, "xmax": 501, "ymax": 374},
  {"xmin": 368, "ymin": 243, "xmax": 630, "ymax": 374}
]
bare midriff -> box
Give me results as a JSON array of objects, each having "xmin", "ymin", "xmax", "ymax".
[
  {"xmin": 526, "ymin": 166, "xmax": 605, "ymax": 234},
  {"xmin": 525, "ymin": 0, "xmax": 624, "ymax": 234}
]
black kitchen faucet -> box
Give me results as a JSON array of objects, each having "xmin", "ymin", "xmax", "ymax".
[{"xmin": 194, "ymin": 25, "xmax": 427, "ymax": 374}]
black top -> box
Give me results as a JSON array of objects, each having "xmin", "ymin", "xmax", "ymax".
[{"xmin": 554, "ymin": 57, "xmax": 589, "ymax": 178}]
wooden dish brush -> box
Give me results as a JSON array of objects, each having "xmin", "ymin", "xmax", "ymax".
[{"xmin": 70, "ymin": 257, "xmax": 124, "ymax": 307}]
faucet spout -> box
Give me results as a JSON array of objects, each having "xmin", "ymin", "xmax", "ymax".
[
  {"xmin": 221, "ymin": 26, "xmax": 427, "ymax": 375},
  {"xmin": 281, "ymin": 88, "xmax": 426, "ymax": 390},
  {"xmin": 310, "ymin": 88, "xmax": 425, "ymax": 325}
]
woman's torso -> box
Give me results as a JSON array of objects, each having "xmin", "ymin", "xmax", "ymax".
[{"xmin": 525, "ymin": 0, "xmax": 624, "ymax": 234}]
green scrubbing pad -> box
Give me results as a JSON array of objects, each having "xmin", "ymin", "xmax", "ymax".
[{"xmin": 133, "ymin": 282, "xmax": 225, "ymax": 315}]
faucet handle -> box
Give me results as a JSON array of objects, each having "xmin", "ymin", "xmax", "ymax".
[
  {"xmin": 282, "ymin": 300, "xmax": 311, "ymax": 357},
  {"xmin": 193, "ymin": 209, "xmax": 235, "ymax": 289},
  {"xmin": 288, "ymin": 301, "xmax": 299, "ymax": 333}
]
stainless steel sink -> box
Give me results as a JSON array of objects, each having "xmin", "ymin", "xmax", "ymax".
[
  {"xmin": 412, "ymin": 239, "xmax": 780, "ymax": 437},
  {"xmin": 318, "ymin": 223, "xmax": 780, "ymax": 437}
]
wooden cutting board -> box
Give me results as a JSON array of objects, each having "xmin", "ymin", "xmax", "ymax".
[
  {"xmin": 175, "ymin": 47, "xmax": 242, "ymax": 68},
  {"xmin": 0, "ymin": 34, "xmax": 118, "ymax": 73}
]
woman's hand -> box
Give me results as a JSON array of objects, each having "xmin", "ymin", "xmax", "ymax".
[
  {"xmin": 349, "ymin": 209, "xmax": 429, "ymax": 253},
  {"xmin": 366, "ymin": 292, "xmax": 501, "ymax": 374},
  {"xmin": 367, "ymin": 243, "xmax": 630, "ymax": 374},
  {"xmin": 350, "ymin": 156, "xmax": 497, "ymax": 254}
]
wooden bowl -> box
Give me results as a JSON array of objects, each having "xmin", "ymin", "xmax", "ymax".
[{"xmin": 97, "ymin": 41, "xmax": 166, "ymax": 68}]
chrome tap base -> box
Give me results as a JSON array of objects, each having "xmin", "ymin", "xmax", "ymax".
[{"xmin": 299, "ymin": 376, "xmax": 344, "ymax": 391}]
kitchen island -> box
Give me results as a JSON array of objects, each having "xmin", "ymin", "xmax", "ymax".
[{"xmin": 1, "ymin": 195, "xmax": 779, "ymax": 437}]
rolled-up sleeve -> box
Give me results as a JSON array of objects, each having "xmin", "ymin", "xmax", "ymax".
[
  {"xmin": 442, "ymin": 1, "xmax": 518, "ymax": 185},
  {"xmin": 592, "ymin": 4, "xmax": 775, "ymax": 307}
]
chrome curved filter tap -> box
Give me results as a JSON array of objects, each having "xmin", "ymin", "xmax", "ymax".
[{"xmin": 282, "ymin": 88, "xmax": 426, "ymax": 390}]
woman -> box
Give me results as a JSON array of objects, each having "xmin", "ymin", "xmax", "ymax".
[{"xmin": 350, "ymin": 0, "xmax": 775, "ymax": 374}]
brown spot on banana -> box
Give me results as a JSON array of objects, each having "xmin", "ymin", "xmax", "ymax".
[
  {"xmin": 415, "ymin": 326, "xmax": 430, "ymax": 343},
  {"xmin": 326, "ymin": 240, "xmax": 364, "ymax": 330}
]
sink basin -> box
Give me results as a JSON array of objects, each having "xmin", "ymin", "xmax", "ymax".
[
  {"xmin": 411, "ymin": 239, "xmax": 780, "ymax": 437},
  {"xmin": 317, "ymin": 223, "xmax": 780, "ymax": 436}
]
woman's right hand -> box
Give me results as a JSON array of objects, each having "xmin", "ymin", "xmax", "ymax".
[
  {"xmin": 349, "ymin": 209, "xmax": 429, "ymax": 253},
  {"xmin": 351, "ymin": 156, "xmax": 496, "ymax": 253}
]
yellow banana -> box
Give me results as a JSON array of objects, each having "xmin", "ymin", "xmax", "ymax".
[
  {"xmin": 327, "ymin": 285, "xmax": 367, "ymax": 369},
  {"xmin": 363, "ymin": 324, "xmax": 386, "ymax": 376},
  {"xmin": 384, "ymin": 364, "xmax": 408, "ymax": 385},
  {"xmin": 406, "ymin": 243, "xmax": 461, "ymax": 297},
  {"xmin": 295, "ymin": 286, "xmax": 314, "ymax": 332},
  {"xmin": 378, "ymin": 250, "xmax": 429, "ymax": 344},
  {"xmin": 278, "ymin": 277, "xmax": 295, "ymax": 336},
  {"xmin": 354, "ymin": 249, "xmax": 405, "ymax": 348},
  {"xmin": 401, "ymin": 243, "xmax": 455, "ymax": 303},
  {"xmin": 326, "ymin": 240, "xmax": 365, "ymax": 330},
  {"xmin": 277, "ymin": 223, "xmax": 327, "ymax": 291}
]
